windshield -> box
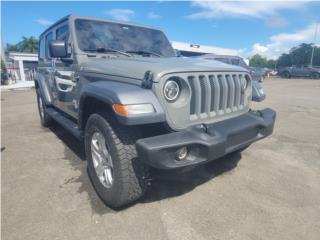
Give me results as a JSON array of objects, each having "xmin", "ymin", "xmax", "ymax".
[{"xmin": 74, "ymin": 19, "xmax": 175, "ymax": 57}]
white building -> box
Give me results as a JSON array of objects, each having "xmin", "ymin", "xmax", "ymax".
[
  {"xmin": 7, "ymin": 52, "xmax": 38, "ymax": 82},
  {"xmin": 171, "ymin": 41, "xmax": 242, "ymax": 57}
]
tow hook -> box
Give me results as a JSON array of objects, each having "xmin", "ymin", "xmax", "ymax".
[{"xmin": 251, "ymin": 109, "xmax": 263, "ymax": 117}]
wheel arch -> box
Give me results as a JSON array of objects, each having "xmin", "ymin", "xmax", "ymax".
[
  {"xmin": 78, "ymin": 81, "xmax": 166, "ymax": 130},
  {"xmin": 79, "ymin": 94, "xmax": 113, "ymax": 130},
  {"xmin": 34, "ymin": 74, "xmax": 53, "ymax": 105}
]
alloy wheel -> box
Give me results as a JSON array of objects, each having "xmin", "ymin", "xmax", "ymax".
[{"xmin": 91, "ymin": 131, "xmax": 114, "ymax": 188}]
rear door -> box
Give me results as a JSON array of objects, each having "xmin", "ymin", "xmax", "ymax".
[{"xmin": 40, "ymin": 32, "xmax": 57, "ymax": 103}]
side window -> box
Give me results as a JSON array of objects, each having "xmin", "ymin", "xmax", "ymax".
[
  {"xmin": 239, "ymin": 59, "xmax": 248, "ymax": 68},
  {"xmin": 45, "ymin": 32, "xmax": 53, "ymax": 59},
  {"xmin": 56, "ymin": 24, "xmax": 69, "ymax": 40},
  {"xmin": 231, "ymin": 58, "xmax": 240, "ymax": 66},
  {"xmin": 39, "ymin": 37, "xmax": 45, "ymax": 61},
  {"xmin": 56, "ymin": 24, "xmax": 71, "ymax": 65},
  {"xmin": 215, "ymin": 58, "xmax": 229, "ymax": 64}
]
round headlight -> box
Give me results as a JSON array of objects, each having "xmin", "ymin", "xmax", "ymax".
[{"xmin": 164, "ymin": 80, "xmax": 180, "ymax": 102}]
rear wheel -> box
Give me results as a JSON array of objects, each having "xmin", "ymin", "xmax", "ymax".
[
  {"xmin": 85, "ymin": 113, "xmax": 148, "ymax": 208},
  {"xmin": 36, "ymin": 92, "xmax": 52, "ymax": 127},
  {"xmin": 283, "ymin": 71, "xmax": 291, "ymax": 78}
]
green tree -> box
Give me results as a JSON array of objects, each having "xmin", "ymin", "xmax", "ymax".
[
  {"xmin": 290, "ymin": 43, "xmax": 313, "ymax": 66},
  {"xmin": 310, "ymin": 44, "xmax": 320, "ymax": 66},
  {"xmin": 266, "ymin": 59, "xmax": 277, "ymax": 69},
  {"xmin": 249, "ymin": 54, "xmax": 268, "ymax": 67},
  {"xmin": 249, "ymin": 43, "xmax": 320, "ymax": 69},
  {"xmin": 1, "ymin": 59, "xmax": 8, "ymax": 84},
  {"xmin": 6, "ymin": 36, "xmax": 39, "ymax": 53},
  {"xmin": 277, "ymin": 53, "xmax": 292, "ymax": 67}
]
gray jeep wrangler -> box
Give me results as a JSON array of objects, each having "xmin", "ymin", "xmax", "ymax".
[{"xmin": 35, "ymin": 15, "xmax": 276, "ymax": 208}]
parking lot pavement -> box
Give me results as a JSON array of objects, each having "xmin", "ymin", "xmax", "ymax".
[{"xmin": 1, "ymin": 78, "xmax": 320, "ymax": 240}]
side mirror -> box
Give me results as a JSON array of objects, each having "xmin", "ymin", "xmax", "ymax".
[{"xmin": 49, "ymin": 40, "xmax": 67, "ymax": 58}]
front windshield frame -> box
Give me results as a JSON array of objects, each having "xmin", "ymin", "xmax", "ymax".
[{"xmin": 73, "ymin": 18, "xmax": 176, "ymax": 57}]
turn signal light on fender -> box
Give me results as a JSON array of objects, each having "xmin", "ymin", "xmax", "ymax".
[
  {"xmin": 113, "ymin": 103, "xmax": 155, "ymax": 117},
  {"xmin": 112, "ymin": 104, "xmax": 128, "ymax": 117}
]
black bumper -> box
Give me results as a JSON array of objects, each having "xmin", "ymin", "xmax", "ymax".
[{"xmin": 136, "ymin": 108, "xmax": 276, "ymax": 169}]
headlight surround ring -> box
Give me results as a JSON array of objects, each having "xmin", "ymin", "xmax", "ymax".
[
  {"xmin": 163, "ymin": 78, "xmax": 181, "ymax": 102},
  {"xmin": 241, "ymin": 74, "xmax": 251, "ymax": 91}
]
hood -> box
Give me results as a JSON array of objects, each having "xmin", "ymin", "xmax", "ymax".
[{"xmin": 81, "ymin": 56, "xmax": 247, "ymax": 81}]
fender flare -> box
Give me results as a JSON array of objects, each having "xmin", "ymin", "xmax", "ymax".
[
  {"xmin": 34, "ymin": 73, "xmax": 53, "ymax": 105},
  {"xmin": 78, "ymin": 81, "xmax": 166, "ymax": 129}
]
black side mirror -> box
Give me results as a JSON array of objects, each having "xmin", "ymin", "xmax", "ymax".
[{"xmin": 49, "ymin": 40, "xmax": 67, "ymax": 58}]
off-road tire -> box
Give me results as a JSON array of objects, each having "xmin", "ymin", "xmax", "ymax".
[
  {"xmin": 283, "ymin": 71, "xmax": 291, "ymax": 78},
  {"xmin": 36, "ymin": 91, "xmax": 52, "ymax": 127},
  {"xmin": 311, "ymin": 72, "xmax": 320, "ymax": 79},
  {"xmin": 85, "ymin": 113, "xmax": 149, "ymax": 208}
]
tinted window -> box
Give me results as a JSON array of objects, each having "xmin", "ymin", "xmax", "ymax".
[
  {"xmin": 231, "ymin": 58, "xmax": 240, "ymax": 65},
  {"xmin": 239, "ymin": 59, "xmax": 248, "ymax": 68},
  {"xmin": 74, "ymin": 19, "xmax": 175, "ymax": 57},
  {"xmin": 215, "ymin": 58, "xmax": 230, "ymax": 64},
  {"xmin": 39, "ymin": 37, "xmax": 45, "ymax": 61},
  {"xmin": 179, "ymin": 51, "xmax": 206, "ymax": 57},
  {"xmin": 56, "ymin": 24, "xmax": 69, "ymax": 40},
  {"xmin": 45, "ymin": 32, "xmax": 53, "ymax": 59}
]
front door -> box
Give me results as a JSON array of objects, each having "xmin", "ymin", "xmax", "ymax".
[
  {"xmin": 51, "ymin": 22, "xmax": 79, "ymax": 119},
  {"xmin": 291, "ymin": 66, "xmax": 304, "ymax": 77},
  {"xmin": 53, "ymin": 62, "xmax": 78, "ymax": 118}
]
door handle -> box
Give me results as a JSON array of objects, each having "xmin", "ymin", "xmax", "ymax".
[{"xmin": 55, "ymin": 76, "xmax": 76, "ymax": 92}]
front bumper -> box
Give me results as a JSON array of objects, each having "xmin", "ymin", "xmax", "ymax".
[{"xmin": 136, "ymin": 108, "xmax": 276, "ymax": 169}]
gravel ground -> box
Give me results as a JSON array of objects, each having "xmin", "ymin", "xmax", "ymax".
[{"xmin": 1, "ymin": 78, "xmax": 320, "ymax": 240}]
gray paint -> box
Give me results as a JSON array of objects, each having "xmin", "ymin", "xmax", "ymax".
[
  {"xmin": 154, "ymin": 72, "xmax": 252, "ymax": 130},
  {"xmin": 78, "ymin": 80, "xmax": 166, "ymax": 128},
  {"xmin": 36, "ymin": 15, "xmax": 254, "ymax": 131},
  {"xmin": 80, "ymin": 56, "xmax": 247, "ymax": 81}
]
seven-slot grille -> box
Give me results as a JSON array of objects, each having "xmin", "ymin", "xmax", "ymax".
[{"xmin": 187, "ymin": 73, "xmax": 249, "ymax": 120}]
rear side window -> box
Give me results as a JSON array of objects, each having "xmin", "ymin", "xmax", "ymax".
[
  {"xmin": 45, "ymin": 32, "xmax": 53, "ymax": 59},
  {"xmin": 56, "ymin": 24, "xmax": 69, "ymax": 40},
  {"xmin": 231, "ymin": 58, "xmax": 240, "ymax": 66},
  {"xmin": 239, "ymin": 59, "xmax": 248, "ymax": 68},
  {"xmin": 39, "ymin": 37, "xmax": 45, "ymax": 61},
  {"xmin": 215, "ymin": 58, "xmax": 229, "ymax": 64}
]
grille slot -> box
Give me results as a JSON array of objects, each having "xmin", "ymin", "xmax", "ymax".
[
  {"xmin": 188, "ymin": 72, "xmax": 248, "ymax": 120},
  {"xmin": 199, "ymin": 76, "xmax": 206, "ymax": 113},
  {"xmin": 188, "ymin": 76, "xmax": 196, "ymax": 115}
]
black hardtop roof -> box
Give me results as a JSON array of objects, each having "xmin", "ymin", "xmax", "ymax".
[
  {"xmin": 39, "ymin": 14, "xmax": 161, "ymax": 38},
  {"xmin": 202, "ymin": 54, "xmax": 243, "ymax": 60}
]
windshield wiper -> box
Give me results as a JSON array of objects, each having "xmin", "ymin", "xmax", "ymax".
[
  {"xmin": 126, "ymin": 50, "xmax": 162, "ymax": 57},
  {"xmin": 83, "ymin": 47, "xmax": 132, "ymax": 57}
]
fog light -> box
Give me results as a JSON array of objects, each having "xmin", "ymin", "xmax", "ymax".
[{"xmin": 176, "ymin": 147, "xmax": 188, "ymax": 161}]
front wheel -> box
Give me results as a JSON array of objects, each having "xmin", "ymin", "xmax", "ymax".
[
  {"xmin": 36, "ymin": 92, "xmax": 52, "ymax": 127},
  {"xmin": 283, "ymin": 71, "xmax": 291, "ymax": 78},
  {"xmin": 311, "ymin": 72, "xmax": 320, "ymax": 79},
  {"xmin": 85, "ymin": 113, "xmax": 149, "ymax": 208}
]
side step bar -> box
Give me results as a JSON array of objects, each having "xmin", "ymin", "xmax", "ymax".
[{"xmin": 46, "ymin": 107, "xmax": 83, "ymax": 140}]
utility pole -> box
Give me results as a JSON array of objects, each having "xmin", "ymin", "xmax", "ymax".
[{"xmin": 310, "ymin": 22, "xmax": 318, "ymax": 67}]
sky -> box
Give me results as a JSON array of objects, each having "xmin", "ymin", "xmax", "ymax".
[{"xmin": 1, "ymin": 1, "xmax": 320, "ymax": 59}]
